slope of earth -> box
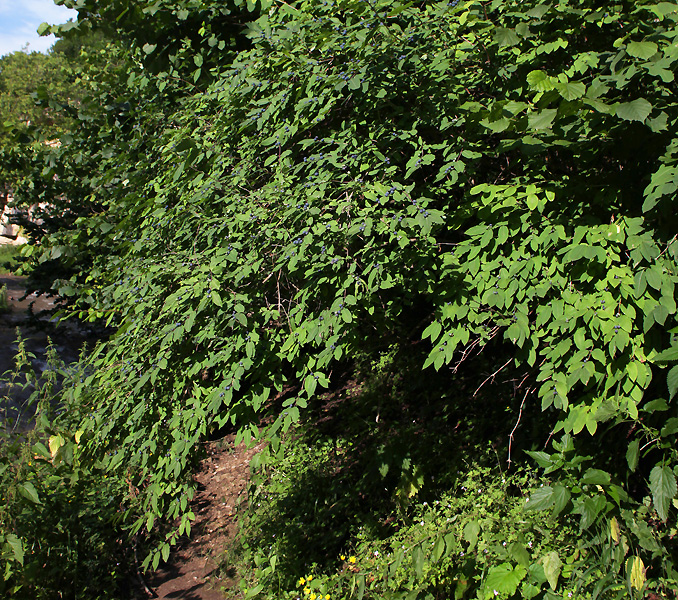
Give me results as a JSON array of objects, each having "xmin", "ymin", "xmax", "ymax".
[{"xmin": 142, "ymin": 436, "xmax": 263, "ymax": 600}]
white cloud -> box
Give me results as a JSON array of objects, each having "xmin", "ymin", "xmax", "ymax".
[{"xmin": 0, "ymin": 0, "xmax": 76, "ymax": 57}]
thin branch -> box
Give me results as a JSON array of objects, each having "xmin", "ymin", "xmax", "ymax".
[
  {"xmin": 508, "ymin": 386, "xmax": 533, "ymax": 468},
  {"xmin": 473, "ymin": 357, "xmax": 512, "ymax": 397}
]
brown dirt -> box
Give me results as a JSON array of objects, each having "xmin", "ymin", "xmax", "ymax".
[{"xmin": 141, "ymin": 436, "xmax": 264, "ymax": 600}]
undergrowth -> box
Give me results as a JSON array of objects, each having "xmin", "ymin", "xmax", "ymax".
[
  {"xmin": 225, "ymin": 351, "xmax": 677, "ymax": 600},
  {"xmin": 0, "ymin": 336, "xmax": 135, "ymax": 599}
]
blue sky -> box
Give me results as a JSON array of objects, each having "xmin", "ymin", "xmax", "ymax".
[{"xmin": 0, "ymin": 0, "xmax": 77, "ymax": 57}]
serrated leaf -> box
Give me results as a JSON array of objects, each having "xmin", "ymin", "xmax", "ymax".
[
  {"xmin": 626, "ymin": 41, "xmax": 658, "ymax": 59},
  {"xmin": 525, "ymin": 450, "xmax": 553, "ymax": 469},
  {"xmin": 661, "ymin": 417, "xmax": 678, "ymax": 437},
  {"xmin": 615, "ymin": 99, "xmax": 653, "ymax": 122},
  {"xmin": 526, "ymin": 70, "xmax": 554, "ymax": 91},
  {"xmin": 495, "ymin": 28, "xmax": 520, "ymax": 47},
  {"xmin": 18, "ymin": 482, "xmax": 40, "ymax": 504},
  {"xmin": 581, "ymin": 468, "xmax": 611, "ymax": 485},
  {"xmin": 525, "ymin": 486, "xmax": 555, "ymax": 511},
  {"xmin": 649, "ymin": 464, "xmax": 677, "ymax": 521},
  {"xmin": 485, "ymin": 563, "xmax": 527, "ymax": 597},
  {"xmin": 552, "ymin": 485, "xmax": 570, "ymax": 518},
  {"xmin": 555, "ymin": 81, "xmax": 586, "ymax": 100},
  {"xmin": 5, "ymin": 533, "xmax": 24, "ymax": 565},
  {"xmin": 528, "ymin": 108, "xmax": 557, "ymax": 130},
  {"xmin": 579, "ymin": 495, "xmax": 606, "ymax": 530}
]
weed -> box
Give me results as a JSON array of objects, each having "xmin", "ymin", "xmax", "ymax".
[{"xmin": 0, "ymin": 244, "xmax": 22, "ymax": 275}]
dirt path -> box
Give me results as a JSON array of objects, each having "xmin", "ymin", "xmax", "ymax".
[{"xmin": 143, "ymin": 436, "xmax": 263, "ymax": 600}]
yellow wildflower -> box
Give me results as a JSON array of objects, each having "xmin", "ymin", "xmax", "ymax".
[
  {"xmin": 349, "ymin": 556, "xmax": 356, "ymax": 564},
  {"xmin": 340, "ymin": 555, "xmax": 346, "ymax": 560},
  {"xmin": 307, "ymin": 575, "xmax": 313, "ymax": 581},
  {"xmin": 310, "ymin": 595, "xmax": 316, "ymax": 600},
  {"xmin": 304, "ymin": 588, "xmax": 311, "ymax": 595},
  {"xmin": 298, "ymin": 577, "xmax": 306, "ymax": 586},
  {"xmin": 325, "ymin": 595, "xmax": 331, "ymax": 600}
]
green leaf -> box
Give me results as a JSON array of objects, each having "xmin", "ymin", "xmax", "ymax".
[
  {"xmin": 541, "ymin": 551, "xmax": 562, "ymax": 590},
  {"xmin": 652, "ymin": 346, "xmax": 678, "ymax": 363},
  {"xmin": 626, "ymin": 439, "xmax": 640, "ymax": 472},
  {"xmin": 526, "ymin": 70, "xmax": 554, "ymax": 91},
  {"xmin": 661, "ymin": 417, "xmax": 678, "ymax": 437},
  {"xmin": 579, "ymin": 495, "xmax": 606, "ymax": 530},
  {"xmin": 494, "ymin": 28, "xmax": 520, "ymax": 47},
  {"xmin": 667, "ymin": 365, "xmax": 678, "ymax": 399},
  {"xmin": 525, "ymin": 486, "xmax": 555, "ymax": 511},
  {"xmin": 463, "ymin": 520, "xmax": 480, "ymax": 549},
  {"xmin": 37, "ymin": 22, "xmax": 51, "ymax": 36},
  {"xmin": 552, "ymin": 485, "xmax": 571, "ymax": 518},
  {"xmin": 484, "ymin": 563, "xmax": 527, "ymax": 598},
  {"xmin": 581, "ymin": 469, "xmax": 611, "ymax": 485},
  {"xmin": 4, "ymin": 533, "xmax": 24, "ymax": 565},
  {"xmin": 528, "ymin": 109, "xmax": 557, "ymax": 130},
  {"xmin": 18, "ymin": 482, "xmax": 40, "ymax": 504},
  {"xmin": 555, "ymin": 81, "xmax": 586, "ymax": 100},
  {"xmin": 626, "ymin": 41, "xmax": 658, "ymax": 59},
  {"xmin": 615, "ymin": 99, "xmax": 653, "ymax": 122},
  {"xmin": 649, "ymin": 464, "xmax": 677, "ymax": 521},
  {"xmin": 413, "ymin": 545, "xmax": 425, "ymax": 579}
]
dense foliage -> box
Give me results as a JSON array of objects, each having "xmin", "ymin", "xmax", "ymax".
[{"xmin": 2, "ymin": 0, "xmax": 678, "ymax": 597}]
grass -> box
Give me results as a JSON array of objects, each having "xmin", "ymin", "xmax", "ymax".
[{"xmin": 0, "ymin": 244, "xmax": 23, "ymax": 275}]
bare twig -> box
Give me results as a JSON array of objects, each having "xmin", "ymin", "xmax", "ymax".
[
  {"xmin": 134, "ymin": 541, "xmax": 157, "ymax": 598},
  {"xmin": 508, "ymin": 386, "xmax": 533, "ymax": 468},
  {"xmin": 473, "ymin": 357, "xmax": 512, "ymax": 397}
]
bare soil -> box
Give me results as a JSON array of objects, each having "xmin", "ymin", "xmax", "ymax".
[{"xmin": 141, "ymin": 437, "xmax": 263, "ymax": 600}]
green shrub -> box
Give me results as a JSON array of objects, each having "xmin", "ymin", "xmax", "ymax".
[
  {"xmin": 6, "ymin": 0, "xmax": 678, "ymax": 591},
  {"xmin": 0, "ymin": 337, "xmax": 133, "ymax": 599}
]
